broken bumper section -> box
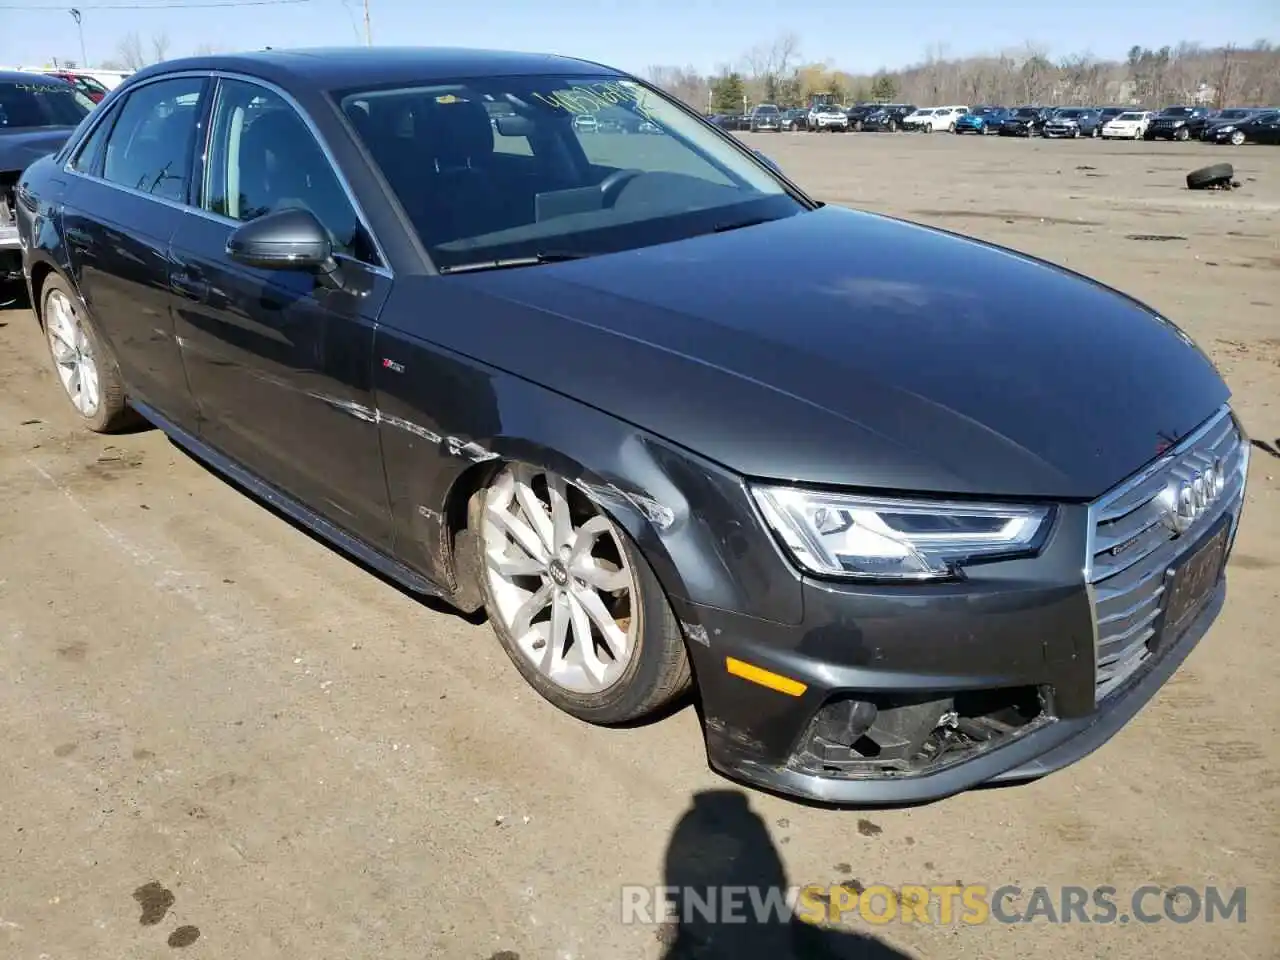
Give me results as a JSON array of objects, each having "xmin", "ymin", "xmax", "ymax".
[{"xmin": 676, "ymin": 574, "xmax": 1227, "ymax": 806}]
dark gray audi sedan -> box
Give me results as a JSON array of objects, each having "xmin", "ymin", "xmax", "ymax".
[{"xmin": 16, "ymin": 48, "xmax": 1249, "ymax": 804}]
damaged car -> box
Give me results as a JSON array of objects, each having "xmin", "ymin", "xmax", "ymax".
[
  {"xmin": 1, "ymin": 70, "xmax": 93, "ymax": 285},
  {"xmin": 17, "ymin": 49, "xmax": 1249, "ymax": 805}
]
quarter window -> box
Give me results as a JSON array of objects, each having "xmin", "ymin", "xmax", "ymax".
[
  {"xmin": 101, "ymin": 77, "xmax": 206, "ymax": 203},
  {"xmin": 203, "ymin": 79, "xmax": 376, "ymax": 264},
  {"xmin": 70, "ymin": 106, "xmax": 118, "ymax": 174}
]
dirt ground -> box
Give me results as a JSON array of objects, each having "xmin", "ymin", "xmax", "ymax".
[{"xmin": 1, "ymin": 132, "xmax": 1277, "ymax": 959}]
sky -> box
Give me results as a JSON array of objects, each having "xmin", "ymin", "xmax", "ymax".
[{"xmin": 1, "ymin": 0, "xmax": 1277, "ymax": 76}]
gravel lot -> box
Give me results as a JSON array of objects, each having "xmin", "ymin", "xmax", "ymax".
[{"xmin": 1, "ymin": 132, "xmax": 1277, "ymax": 959}]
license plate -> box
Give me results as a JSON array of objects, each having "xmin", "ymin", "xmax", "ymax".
[{"xmin": 1163, "ymin": 524, "xmax": 1230, "ymax": 634}]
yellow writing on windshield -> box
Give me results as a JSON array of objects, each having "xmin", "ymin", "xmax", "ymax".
[{"xmin": 531, "ymin": 81, "xmax": 660, "ymax": 122}]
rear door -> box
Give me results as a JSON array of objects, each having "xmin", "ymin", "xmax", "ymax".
[
  {"xmin": 61, "ymin": 75, "xmax": 209, "ymax": 429},
  {"xmin": 170, "ymin": 77, "xmax": 395, "ymax": 550}
]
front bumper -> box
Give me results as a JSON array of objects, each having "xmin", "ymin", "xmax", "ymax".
[{"xmin": 678, "ymin": 410, "xmax": 1244, "ymax": 805}]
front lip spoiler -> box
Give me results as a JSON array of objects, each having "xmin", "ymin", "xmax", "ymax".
[{"xmin": 706, "ymin": 579, "xmax": 1225, "ymax": 807}]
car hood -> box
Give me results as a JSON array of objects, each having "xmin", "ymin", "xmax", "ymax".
[
  {"xmin": 0, "ymin": 126, "xmax": 76, "ymax": 173},
  {"xmin": 438, "ymin": 205, "xmax": 1228, "ymax": 500}
]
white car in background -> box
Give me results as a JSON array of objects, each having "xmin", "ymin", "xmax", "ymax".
[
  {"xmin": 903, "ymin": 106, "xmax": 969, "ymax": 132},
  {"xmin": 1101, "ymin": 110, "xmax": 1154, "ymax": 139},
  {"xmin": 810, "ymin": 104, "xmax": 849, "ymax": 131}
]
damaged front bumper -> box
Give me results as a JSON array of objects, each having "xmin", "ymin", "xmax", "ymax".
[{"xmin": 672, "ymin": 503, "xmax": 1233, "ymax": 805}]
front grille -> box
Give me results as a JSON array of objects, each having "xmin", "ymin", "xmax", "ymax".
[{"xmin": 1086, "ymin": 407, "xmax": 1247, "ymax": 701}]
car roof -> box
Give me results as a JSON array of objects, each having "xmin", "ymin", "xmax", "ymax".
[
  {"xmin": 0, "ymin": 69, "xmax": 70, "ymax": 85},
  {"xmin": 128, "ymin": 46, "xmax": 623, "ymax": 90}
]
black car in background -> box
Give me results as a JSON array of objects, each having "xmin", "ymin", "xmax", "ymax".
[
  {"xmin": 1196, "ymin": 107, "xmax": 1262, "ymax": 140},
  {"xmin": 1146, "ymin": 105, "xmax": 1212, "ymax": 140},
  {"xmin": 749, "ymin": 103, "xmax": 781, "ymax": 132},
  {"xmin": 16, "ymin": 48, "xmax": 1247, "ymax": 806},
  {"xmin": 1042, "ymin": 107, "xmax": 1104, "ymax": 138},
  {"xmin": 1, "ymin": 71, "xmax": 94, "ymax": 283},
  {"xmin": 861, "ymin": 103, "xmax": 916, "ymax": 132},
  {"xmin": 1207, "ymin": 109, "xmax": 1280, "ymax": 145},
  {"xmin": 999, "ymin": 105, "xmax": 1049, "ymax": 136},
  {"xmin": 1097, "ymin": 107, "xmax": 1126, "ymax": 126},
  {"xmin": 845, "ymin": 103, "xmax": 882, "ymax": 131},
  {"xmin": 779, "ymin": 107, "xmax": 808, "ymax": 131}
]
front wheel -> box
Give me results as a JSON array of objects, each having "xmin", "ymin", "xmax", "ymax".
[
  {"xmin": 947, "ymin": 122, "xmax": 956, "ymax": 133},
  {"xmin": 476, "ymin": 463, "xmax": 691, "ymax": 724},
  {"xmin": 1175, "ymin": 127, "xmax": 1190, "ymax": 141},
  {"xmin": 888, "ymin": 120, "xmax": 897, "ymax": 132}
]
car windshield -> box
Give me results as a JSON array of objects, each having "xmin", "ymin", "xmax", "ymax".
[
  {"xmin": 756, "ymin": 105, "xmax": 778, "ymax": 114},
  {"xmin": 1218, "ymin": 110, "xmax": 1249, "ymax": 119},
  {"xmin": 1116, "ymin": 112, "xmax": 1142, "ymax": 121},
  {"xmin": 1013, "ymin": 108, "xmax": 1037, "ymax": 117},
  {"xmin": 338, "ymin": 75, "xmax": 802, "ymax": 271},
  {"xmin": 1160, "ymin": 107, "xmax": 1192, "ymax": 117},
  {"xmin": 0, "ymin": 78, "xmax": 93, "ymax": 128},
  {"xmin": 1057, "ymin": 109, "xmax": 1083, "ymax": 119}
]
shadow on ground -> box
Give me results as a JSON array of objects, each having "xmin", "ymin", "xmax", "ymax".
[{"xmin": 658, "ymin": 790, "xmax": 912, "ymax": 959}]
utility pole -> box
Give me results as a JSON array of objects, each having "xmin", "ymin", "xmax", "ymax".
[
  {"xmin": 69, "ymin": 8, "xmax": 87, "ymax": 67},
  {"xmin": 362, "ymin": 0, "xmax": 371, "ymax": 45}
]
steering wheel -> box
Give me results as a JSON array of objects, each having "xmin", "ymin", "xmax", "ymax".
[{"xmin": 598, "ymin": 168, "xmax": 643, "ymax": 207}]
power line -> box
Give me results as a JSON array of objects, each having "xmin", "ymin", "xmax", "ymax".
[{"xmin": 0, "ymin": 0, "xmax": 310, "ymax": 7}]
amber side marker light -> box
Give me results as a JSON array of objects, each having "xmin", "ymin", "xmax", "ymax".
[{"xmin": 725, "ymin": 657, "xmax": 808, "ymax": 696}]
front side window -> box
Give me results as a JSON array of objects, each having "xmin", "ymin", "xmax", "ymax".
[
  {"xmin": 338, "ymin": 74, "xmax": 801, "ymax": 271},
  {"xmin": 101, "ymin": 77, "xmax": 205, "ymax": 203},
  {"xmin": 0, "ymin": 79, "xmax": 92, "ymax": 128},
  {"xmin": 202, "ymin": 79, "xmax": 375, "ymax": 264}
]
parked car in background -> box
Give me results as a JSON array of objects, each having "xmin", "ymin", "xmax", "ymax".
[
  {"xmin": 1, "ymin": 70, "xmax": 93, "ymax": 284},
  {"xmin": 571, "ymin": 113, "xmax": 598, "ymax": 134},
  {"xmin": 903, "ymin": 106, "xmax": 967, "ymax": 132},
  {"xmin": 1197, "ymin": 108, "xmax": 1263, "ymax": 140},
  {"xmin": 1101, "ymin": 110, "xmax": 1154, "ymax": 139},
  {"xmin": 811, "ymin": 103, "xmax": 849, "ymax": 131},
  {"xmin": 1146, "ymin": 106, "xmax": 1212, "ymax": 140},
  {"xmin": 40, "ymin": 70, "xmax": 109, "ymax": 103},
  {"xmin": 1207, "ymin": 109, "xmax": 1280, "ymax": 145},
  {"xmin": 954, "ymin": 106, "xmax": 1007, "ymax": 134},
  {"xmin": 999, "ymin": 105, "xmax": 1048, "ymax": 136},
  {"xmin": 18, "ymin": 47, "xmax": 1249, "ymax": 807},
  {"xmin": 844, "ymin": 103, "xmax": 881, "ymax": 131},
  {"xmin": 749, "ymin": 103, "xmax": 781, "ymax": 132},
  {"xmin": 1042, "ymin": 107, "xmax": 1104, "ymax": 138},
  {"xmin": 779, "ymin": 107, "xmax": 808, "ymax": 131},
  {"xmin": 861, "ymin": 104, "xmax": 916, "ymax": 132},
  {"xmin": 1096, "ymin": 107, "xmax": 1126, "ymax": 126}
]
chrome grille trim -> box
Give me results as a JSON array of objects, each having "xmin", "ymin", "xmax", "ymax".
[{"xmin": 1085, "ymin": 405, "xmax": 1247, "ymax": 702}]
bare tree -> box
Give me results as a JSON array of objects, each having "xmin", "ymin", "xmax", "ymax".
[
  {"xmin": 645, "ymin": 65, "xmax": 710, "ymax": 111},
  {"xmin": 151, "ymin": 30, "xmax": 171, "ymax": 64},
  {"xmin": 116, "ymin": 31, "xmax": 146, "ymax": 70}
]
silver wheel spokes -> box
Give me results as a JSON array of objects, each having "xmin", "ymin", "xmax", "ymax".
[
  {"xmin": 483, "ymin": 465, "xmax": 636, "ymax": 694},
  {"xmin": 46, "ymin": 291, "xmax": 100, "ymax": 417}
]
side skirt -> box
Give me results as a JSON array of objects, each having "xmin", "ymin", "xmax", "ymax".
[{"xmin": 132, "ymin": 399, "xmax": 450, "ymax": 603}]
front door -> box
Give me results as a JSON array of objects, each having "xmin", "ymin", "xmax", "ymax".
[{"xmin": 171, "ymin": 77, "xmax": 395, "ymax": 551}]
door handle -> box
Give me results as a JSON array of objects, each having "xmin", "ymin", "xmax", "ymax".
[{"xmin": 65, "ymin": 227, "xmax": 92, "ymax": 250}]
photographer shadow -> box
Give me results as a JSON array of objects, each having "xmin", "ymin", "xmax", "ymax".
[{"xmin": 660, "ymin": 789, "xmax": 913, "ymax": 959}]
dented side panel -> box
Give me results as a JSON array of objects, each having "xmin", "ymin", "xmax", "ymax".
[{"xmin": 369, "ymin": 282, "xmax": 804, "ymax": 624}]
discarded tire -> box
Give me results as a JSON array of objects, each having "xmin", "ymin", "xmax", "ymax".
[{"xmin": 1187, "ymin": 163, "xmax": 1234, "ymax": 190}]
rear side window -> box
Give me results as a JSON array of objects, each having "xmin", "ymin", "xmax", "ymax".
[
  {"xmin": 102, "ymin": 77, "xmax": 206, "ymax": 203},
  {"xmin": 70, "ymin": 106, "xmax": 118, "ymax": 174}
]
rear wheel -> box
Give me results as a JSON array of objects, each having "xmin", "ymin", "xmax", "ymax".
[
  {"xmin": 1230, "ymin": 130, "xmax": 1245, "ymax": 146},
  {"xmin": 41, "ymin": 277, "xmax": 134, "ymax": 432},
  {"xmin": 476, "ymin": 463, "xmax": 691, "ymax": 725},
  {"xmin": 947, "ymin": 122, "xmax": 956, "ymax": 133},
  {"xmin": 1175, "ymin": 127, "xmax": 1190, "ymax": 141}
]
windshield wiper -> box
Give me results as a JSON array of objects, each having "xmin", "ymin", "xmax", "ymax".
[
  {"xmin": 438, "ymin": 251, "xmax": 589, "ymax": 275},
  {"xmin": 712, "ymin": 216, "xmax": 777, "ymax": 234}
]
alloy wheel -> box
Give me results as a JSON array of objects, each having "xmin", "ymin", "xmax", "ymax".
[
  {"xmin": 482, "ymin": 464, "xmax": 637, "ymax": 694},
  {"xmin": 1231, "ymin": 130, "xmax": 1245, "ymax": 145},
  {"xmin": 45, "ymin": 289, "xmax": 100, "ymax": 418}
]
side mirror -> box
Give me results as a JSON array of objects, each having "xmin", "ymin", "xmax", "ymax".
[
  {"xmin": 752, "ymin": 148, "xmax": 781, "ymax": 175},
  {"xmin": 226, "ymin": 207, "xmax": 334, "ymax": 273}
]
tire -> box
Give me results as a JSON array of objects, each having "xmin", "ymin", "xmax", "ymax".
[
  {"xmin": 947, "ymin": 122, "xmax": 956, "ymax": 133},
  {"xmin": 41, "ymin": 275, "xmax": 135, "ymax": 432},
  {"xmin": 1091, "ymin": 126, "xmax": 1099, "ymax": 138},
  {"xmin": 854, "ymin": 120, "xmax": 863, "ymax": 132},
  {"xmin": 1186, "ymin": 162, "xmax": 1234, "ymax": 189},
  {"xmin": 1175, "ymin": 127, "xmax": 1190, "ymax": 141},
  {"xmin": 474, "ymin": 463, "xmax": 691, "ymax": 725},
  {"xmin": 888, "ymin": 120, "xmax": 897, "ymax": 133},
  {"xmin": 1230, "ymin": 130, "xmax": 1245, "ymax": 146}
]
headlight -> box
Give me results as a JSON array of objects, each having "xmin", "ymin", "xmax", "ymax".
[
  {"xmin": 1219, "ymin": 125, "xmax": 1236, "ymax": 132},
  {"xmin": 751, "ymin": 486, "xmax": 1052, "ymax": 581}
]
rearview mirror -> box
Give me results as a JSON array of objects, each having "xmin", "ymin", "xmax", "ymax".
[
  {"xmin": 226, "ymin": 207, "xmax": 334, "ymax": 273},
  {"xmin": 752, "ymin": 149, "xmax": 782, "ymax": 175},
  {"xmin": 494, "ymin": 114, "xmax": 535, "ymax": 137}
]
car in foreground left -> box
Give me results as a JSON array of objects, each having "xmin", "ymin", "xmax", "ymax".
[
  {"xmin": 17, "ymin": 48, "xmax": 1246, "ymax": 806},
  {"xmin": 1, "ymin": 70, "xmax": 94, "ymax": 284}
]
